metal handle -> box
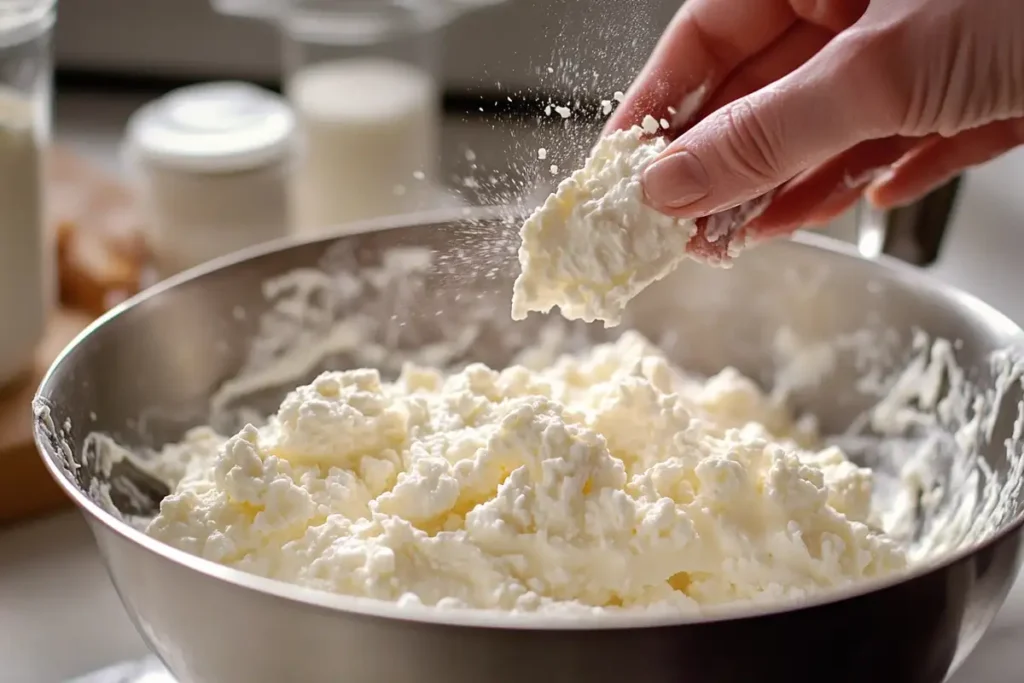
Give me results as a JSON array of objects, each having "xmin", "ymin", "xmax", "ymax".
[{"xmin": 855, "ymin": 176, "xmax": 962, "ymax": 266}]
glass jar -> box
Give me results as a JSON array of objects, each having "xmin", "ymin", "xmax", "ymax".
[
  {"xmin": 123, "ymin": 82, "xmax": 296, "ymax": 277},
  {"xmin": 283, "ymin": 0, "xmax": 444, "ymax": 234},
  {"xmin": 0, "ymin": 0, "xmax": 55, "ymax": 389},
  {"xmin": 213, "ymin": 0, "xmax": 503, "ymax": 235}
]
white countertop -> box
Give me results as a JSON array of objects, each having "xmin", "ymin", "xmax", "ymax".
[{"xmin": 1, "ymin": 92, "xmax": 1022, "ymax": 682}]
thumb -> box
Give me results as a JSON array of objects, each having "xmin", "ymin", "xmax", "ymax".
[{"xmin": 642, "ymin": 34, "xmax": 901, "ymax": 218}]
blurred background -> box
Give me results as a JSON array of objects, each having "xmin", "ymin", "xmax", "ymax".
[
  {"xmin": 41, "ymin": 0, "xmax": 705, "ymax": 288},
  {"xmin": 54, "ymin": 0, "xmax": 672, "ymax": 92},
  {"xmin": 1, "ymin": 1, "xmax": 1022, "ymax": 681},
  {"xmin": 9, "ymin": 0, "xmax": 681, "ymax": 512}
]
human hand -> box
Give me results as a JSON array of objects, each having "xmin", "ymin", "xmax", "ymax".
[{"xmin": 606, "ymin": 0, "xmax": 1024, "ymax": 236}]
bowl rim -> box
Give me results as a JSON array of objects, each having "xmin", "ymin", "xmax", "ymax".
[{"xmin": 32, "ymin": 206, "xmax": 1024, "ymax": 630}]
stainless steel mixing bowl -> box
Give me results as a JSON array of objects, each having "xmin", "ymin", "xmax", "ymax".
[{"xmin": 34, "ymin": 208, "xmax": 1024, "ymax": 683}]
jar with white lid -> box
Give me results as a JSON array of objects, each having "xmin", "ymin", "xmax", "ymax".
[
  {"xmin": 213, "ymin": 0, "xmax": 505, "ymax": 235},
  {"xmin": 0, "ymin": 0, "xmax": 56, "ymax": 390},
  {"xmin": 123, "ymin": 81, "xmax": 295, "ymax": 277}
]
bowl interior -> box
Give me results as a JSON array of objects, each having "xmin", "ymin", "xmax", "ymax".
[{"xmin": 35, "ymin": 213, "xmax": 1024, "ymax": 564}]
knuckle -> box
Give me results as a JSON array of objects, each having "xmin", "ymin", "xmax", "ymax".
[
  {"xmin": 719, "ymin": 99, "xmax": 787, "ymax": 183},
  {"xmin": 789, "ymin": 0, "xmax": 827, "ymax": 24},
  {"xmin": 837, "ymin": 6, "xmax": 1019, "ymax": 136},
  {"xmin": 789, "ymin": 0, "xmax": 868, "ymax": 32},
  {"xmin": 829, "ymin": 26, "xmax": 911, "ymax": 134}
]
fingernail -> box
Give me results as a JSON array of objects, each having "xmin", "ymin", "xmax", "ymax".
[{"xmin": 643, "ymin": 151, "xmax": 710, "ymax": 209}]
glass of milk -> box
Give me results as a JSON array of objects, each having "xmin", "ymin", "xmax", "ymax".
[
  {"xmin": 0, "ymin": 0, "xmax": 56, "ymax": 389},
  {"xmin": 213, "ymin": 0, "xmax": 506, "ymax": 235}
]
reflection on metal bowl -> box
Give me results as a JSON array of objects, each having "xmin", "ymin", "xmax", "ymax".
[{"xmin": 34, "ymin": 208, "xmax": 1024, "ymax": 683}]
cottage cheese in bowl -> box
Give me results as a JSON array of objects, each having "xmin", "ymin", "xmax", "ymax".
[
  {"xmin": 77, "ymin": 129, "xmax": 1021, "ymax": 619},
  {"xmin": 143, "ymin": 330, "xmax": 906, "ymax": 614}
]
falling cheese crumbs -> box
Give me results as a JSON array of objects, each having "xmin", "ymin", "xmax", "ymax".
[{"xmin": 641, "ymin": 115, "xmax": 661, "ymax": 135}]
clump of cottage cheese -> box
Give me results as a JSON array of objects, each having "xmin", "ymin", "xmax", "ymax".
[
  {"xmin": 146, "ymin": 331, "xmax": 907, "ymax": 614},
  {"xmin": 511, "ymin": 125, "xmax": 749, "ymax": 328}
]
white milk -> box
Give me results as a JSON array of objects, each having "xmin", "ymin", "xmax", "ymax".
[
  {"xmin": 287, "ymin": 58, "xmax": 441, "ymax": 234},
  {"xmin": 0, "ymin": 86, "xmax": 50, "ymax": 388}
]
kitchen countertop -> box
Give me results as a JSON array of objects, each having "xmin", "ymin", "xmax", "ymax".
[{"xmin": 1, "ymin": 91, "xmax": 1022, "ymax": 682}]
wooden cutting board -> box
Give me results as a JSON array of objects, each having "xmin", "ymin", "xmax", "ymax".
[
  {"xmin": 0, "ymin": 309, "xmax": 94, "ymax": 525},
  {"xmin": 0, "ymin": 144, "xmax": 149, "ymax": 527}
]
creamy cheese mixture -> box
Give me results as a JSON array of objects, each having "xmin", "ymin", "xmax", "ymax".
[
  {"xmin": 146, "ymin": 331, "xmax": 906, "ymax": 614},
  {"xmin": 511, "ymin": 125, "xmax": 744, "ymax": 328}
]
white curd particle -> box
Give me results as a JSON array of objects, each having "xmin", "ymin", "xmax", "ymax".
[{"xmin": 288, "ymin": 59, "xmax": 440, "ymax": 234}]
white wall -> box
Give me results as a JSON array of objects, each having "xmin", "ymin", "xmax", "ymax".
[{"xmin": 54, "ymin": 0, "xmax": 679, "ymax": 96}]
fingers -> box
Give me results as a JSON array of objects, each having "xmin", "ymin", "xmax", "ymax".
[
  {"xmin": 641, "ymin": 30, "xmax": 904, "ymax": 218},
  {"xmin": 788, "ymin": 0, "xmax": 870, "ymax": 33},
  {"xmin": 750, "ymin": 136, "xmax": 925, "ymax": 234},
  {"xmin": 868, "ymin": 118, "xmax": 1024, "ymax": 208},
  {"xmin": 603, "ymin": 0, "xmax": 869, "ymax": 136},
  {"xmin": 603, "ymin": 0, "xmax": 799, "ymax": 135},
  {"xmin": 687, "ymin": 192, "xmax": 775, "ymax": 261},
  {"xmin": 692, "ymin": 21, "xmax": 834, "ymax": 126},
  {"xmin": 746, "ymin": 116, "xmax": 1024, "ymax": 237}
]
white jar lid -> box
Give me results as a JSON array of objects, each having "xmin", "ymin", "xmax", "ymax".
[{"xmin": 125, "ymin": 81, "xmax": 295, "ymax": 174}]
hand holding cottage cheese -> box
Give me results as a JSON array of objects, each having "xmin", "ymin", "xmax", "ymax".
[
  {"xmin": 146, "ymin": 331, "xmax": 906, "ymax": 614},
  {"xmin": 511, "ymin": 123, "xmax": 760, "ymax": 328}
]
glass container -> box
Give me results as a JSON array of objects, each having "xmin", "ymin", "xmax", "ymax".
[
  {"xmin": 0, "ymin": 0, "xmax": 55, "ymax": 388},
  {"xmin": 122, "ymin": 82, "xmax": 296, "ymax": 277},
  {"xmin": 213, "ymin": 0, "xmax": 504, "ymax": 235}
]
